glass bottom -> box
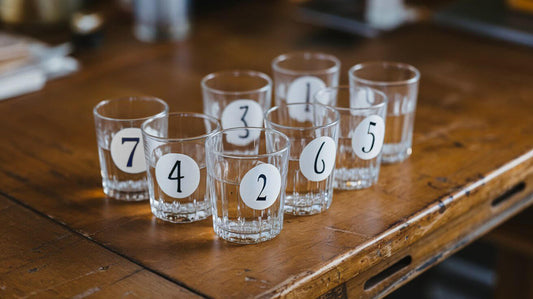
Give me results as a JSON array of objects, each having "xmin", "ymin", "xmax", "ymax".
[
  {"xmin": 284, "ymin": 191, "xmax": 333, "ymax": 216},
  {"xmin": 382, "ymin": 145, "xmax": 412, "ymax": 164},
  {"xmin": 134, "ymin": 23, "xmax": 189, "ymax": 42},
  {"xmin": 213, "ymin": 217, "xmax": 282, "ymax": 244},
  {"xmin": 102, "ymin": 179, "xmax": 148, "ymax": 201},
  {"xmin": 334, "ymin": 167, "xmax": 379, "ymax": 190},
  {"xmin": 150, "ymin": 198, "xmax": 211, "ymax": 223}
]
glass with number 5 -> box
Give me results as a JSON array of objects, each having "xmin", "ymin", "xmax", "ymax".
[
  {"xmin": 315, "ymin": 86, "xmax": 387, "ymax": 190},
  {"xmin": 93, "ymin": 96, "xmax": 168, "ymax": 201},
  {"xmin": 206, "ymin": 128, "xmax": 290, "ymax": 244},
  {"xmin": 265, "ymin": 104, "xmax": 339, "ymax": 216},
  {"xmin": 142, "ymin": 113, "xmax": 220, "ymax": 223},
  {"xmin": 202, "ymin": 70, "xmax": 272, "ymax": 146}
]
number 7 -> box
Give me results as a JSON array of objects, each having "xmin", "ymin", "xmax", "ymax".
[{"xmin": 121, "ymin": 137, "xmax": 140, "ymax": 167}]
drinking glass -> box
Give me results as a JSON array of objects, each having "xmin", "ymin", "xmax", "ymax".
[
  {"xmin": 315, "ymin": 86, "xmax": 388, "ymax": 189},
  {"xmin": 265, "ymin": 103, "xmax": 339, "ymax": 216},
  {"xmin": 349, "ymin": 62, "xmax": 420, "ymax": 163},
  {"xmin": 142, "ymin": 112, "xmax": 220, "ymax": 223},
  {"xmin": 202, "ymin": 70, "xmax": 272, "ymax": 146},
  {"xmin": 206, "ymin": 128, "xmax": 290, "ymax": 244},
  {"xmin": 93, "ymin": 96, "xmax": 168, "ymax": 201},
  {"xmin": 271, "ymin": 52, "xmax": 340, "ymax": 112}
]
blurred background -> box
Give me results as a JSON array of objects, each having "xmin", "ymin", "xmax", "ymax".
[{"xmin": 0, "ymin": 1, "xmax": 531, "ymax": 298}]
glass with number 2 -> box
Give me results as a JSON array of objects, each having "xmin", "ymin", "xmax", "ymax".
[
  {"xmin": 315, "ymin": 86, "xmax": 387, "ymax": 189},
  {"xmin": 206, "ymin": 128, "xmax": 290, "ymax": 244},
  {"xmin": 265, "ymin": 104, "xmax": 339, "ymax": 216},
  {"xmin": 142, "ymin": 112, "xmax": 220, "ymax": 223},
  {"xmin": 93, "ymin": 96, "xmax": 168, "ymax": 201}
]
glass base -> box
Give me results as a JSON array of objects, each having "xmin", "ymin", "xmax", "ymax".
[
  {"xmin": 284, "ymin": 192, "xmax": 333, "ymax": 216},
  {"xmin": 334, "ymin": 167, "xmax": 379, "ymax": 190},
  {"xmin": 103, "ymin": 179, "xmax": 148, "ymax": 201},
  {"xmin": 381, "ymin": 146, "xmax": 412, "ymax": 164},
  {"xmin": 150, "ymin": 198, "xmax": 211, "ymax": 223},
  {"xmin": 213, "ymin": 217, "xmax": 282, "ymax": 244}
]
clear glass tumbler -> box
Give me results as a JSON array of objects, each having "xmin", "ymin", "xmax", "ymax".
[
  {"xmin": 271, "ymin": 52, "xmax": 340, "ymax": 110},
  {"xmin": 315, "ymin": 86, "xmax": 388, "ymax": 190},
  {"xmin": 349, "ymin": 61, "xmax": 420, "ymax": 163},
  {"xmin": 93, "ymin": 96, "xmax": 168, "ymax": 201},
  {"xmin": 206, "ymin": 128, "xmax": 290, "ymax": 244},
  {"xmin": 265, "ymin": 103, "xmax": 339, "ymax": 216},
  {"xmin": 142, "ymin": 112, "xmax": 220, "ymax": 223},
  {"xmin": 202, "ymin": 70, "xmax": 272, "ymax": 146}
]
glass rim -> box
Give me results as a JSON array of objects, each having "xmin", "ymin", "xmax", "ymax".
[
  {"xmin": 93, "ymin": 96, "xmax": 168, "ymax": 122},
  {"xmin": 271, "ymin": 51, "xmax": 341, "ymax": 76},
  {"xmin": 201, "ymin": 70, "xmax": 272, "ymax": 96},
  {"xmin": 349, "ymin": 61, "xmax": 420, "ymax": 86},
  {"xmin": 264, "ymin": 103, "xmax": 340, "ymax": 132},
  {"xmin": 315, "ymin": 85, "xmax": 388, "ymax": 112},
  {"xmin": 141, "ymin": 112, "xmax": 221, "ymax": 142},
  {"xmin": 207, "ymin": 127, "xmax": 290, "ymax": 160}
]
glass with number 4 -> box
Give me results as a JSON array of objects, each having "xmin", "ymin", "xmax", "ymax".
[
  {"xmin": 142, "ymin": 113, "xmax": 220, "ymax": 223},
  {"xmin": 202, "ymin": 70, "xmax": 272, "ymax": 145},
  {"xmin": 93, "ymin": 96, "xmax": 168, "ymax": 201},
  {"xmin": 206, "ymin": 128, "xmax": 290, "ymax": 244},
  {"xmin": 315, "ymin": 86, "xmax": 387, "ymax": 189},
  {"xmin": 271, "ymin": 52, "xmax": 340, "ymax": 109},
  {"xmin": 349, "ymin": 62, "xmax": 420, "ymax": 163},
  {"xmin": 265, "ymin": 104, "xmax": 339, "ymax": 216}
]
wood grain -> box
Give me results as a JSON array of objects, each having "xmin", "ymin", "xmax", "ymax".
[{"xmin": 0, "ymin": 1, "xmax": 532, "ymax": 297}]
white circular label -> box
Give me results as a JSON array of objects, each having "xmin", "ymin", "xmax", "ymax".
[
  {"xmin": 110, "ymin": 128, "xmax": 146, "ymax": 174},
  {"xmin": 221, "ymin": 99, "xmax": 263, "ymax": 146},
  {"xmin": 155, "ymin": 153, "xmax": 200, "ymax": 198},
  {"xmin": 287, "ymin": 76, "xmax": 327, "ymax": 122},
  {"xmin": 352, "ymin": 115, "xmax": 385, "ymax": 160},
  {"xmin": 299, "ymin": 136, "xmax": 336, "ymax": 181},
  {"xmin": 239, "ymin": 164, "xmax": 281, "ymax": 210}
]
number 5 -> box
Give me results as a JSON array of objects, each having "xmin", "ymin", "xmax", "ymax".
[{"xmin": 362, "ymin": 122, "xmax": 376, "ymax": 153}]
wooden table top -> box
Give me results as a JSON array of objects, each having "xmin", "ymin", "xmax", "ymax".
[{"xmin": 1, "ymin": 2, "xmax": 532, "ymax": 298}]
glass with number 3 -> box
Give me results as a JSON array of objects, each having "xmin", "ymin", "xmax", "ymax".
[
  {"xmin": 93, "ymin": 96, "xmax": 168, "ymax": 201},
  {"xmin": 315, "ymin": 86, "xmax": 388, "ymax": 190},
  {"xmin": 142, "ymin": 113, "xmax": 220, "ymax": 223},
  {"xmin": 206, "ymin": 128, "xmax": 290, "ymax": 244},
  {"xmin": 202, "ymin": 70, "xmax": 272, "ymax": 146},
  {"xmin": 265, "ymin": 103, "xmax": 340, "ymax": 216}
]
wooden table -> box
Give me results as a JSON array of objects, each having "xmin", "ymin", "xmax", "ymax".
[{"xmin": 1, "ymin": 2, "xmax": 532, "ymax": 298}]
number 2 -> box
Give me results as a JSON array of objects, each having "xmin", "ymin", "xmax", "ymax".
[
  {"xmin": 256, "ymin": 174, "xmax": 267, "ymax": 201},
  {"xmin": 239, "ymin": 105, "xmax": 249, "ymax": 139},
  {"xmin": 362, "ymin": 122, "xmax": 376, "ymax": 153},
  {"xmin": 121, "ymin": 137, "xmax": 140, "ymax": 167},
  {"xmin": 168, "ymin": 160, "xmax": 185, "ymax": 193}
]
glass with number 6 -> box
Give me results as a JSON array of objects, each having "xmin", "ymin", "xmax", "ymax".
[
  {"xmin": 315, "ymin": 86, "xmax": 387, "ymax": 190},
  {"xmin": 206, "ymin": 128, "xmax": 290, "ymax": 244},
  {"xmin": 271, "ymin": 52, "xmax": 340, "ymax": 110},
  {"xmin": 265, "ymin": 103, "xmax": 339, "ymax": 216},
  {"xmin": 202, "ymin": 70, "xmax": 272, "ymax": 146},
  {"xmin": 93, "ymin": 96, "xmax": 168, "ymax": 201},
  {"xmin": 142, "ymin": 113, "xmax": 220, "ymax": 223}
]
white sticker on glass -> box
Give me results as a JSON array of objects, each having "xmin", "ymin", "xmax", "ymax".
[
  {"xmin": 286, "ymin": 76, "xmax": 327, "ymax": 122},
  {"xmin": 155, "ymin": 153, "xmax": 200, "ymax": 198},
  {"xmin": 352, "ymin": 115, "xmax": 385, "ymax": 160},
  {"xmin": 221, "ymin": 99, "xmax": 263, "ymax": 146},
  {"xmin": 239, "ymin": 163, "xmax": 281, "ymax": 210},
  {"xmin": 299, "ymin": 136, "xmax": 336, "ymax": 181},
  {"xmin": 110, "ymin": 128, "xmax": 146, "ymax": 174}
]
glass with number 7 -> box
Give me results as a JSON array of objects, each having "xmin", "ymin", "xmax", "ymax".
[
  {"xmin": 202, "ymin": 70, "xmax": 272, "ymax": 146},
  {"xmin": 93, "ymin": 96, "xmax": 168, "ymax": 201},
  {"xmin": 142, "ymin": 112, "xmax": 220, "ymax": 223},
  {"xmin": 265, "ymin": 103, "xmax": 340, "ymax": 216},
  {"xmin": 315, "ymin": 86, "xmax": 388, "ymax": 190},
  {"xmin": 206, "ymin": 128, "xmax": 290, "ymax": 244}
]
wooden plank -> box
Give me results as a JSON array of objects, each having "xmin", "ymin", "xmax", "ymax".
[
  {"xmin": 0, "ymin": 2, "xmax": 532, "ymax": 297},
  {"xmin": 0, "ymin": 195, "xmax": 201, "ymax": 298}
]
